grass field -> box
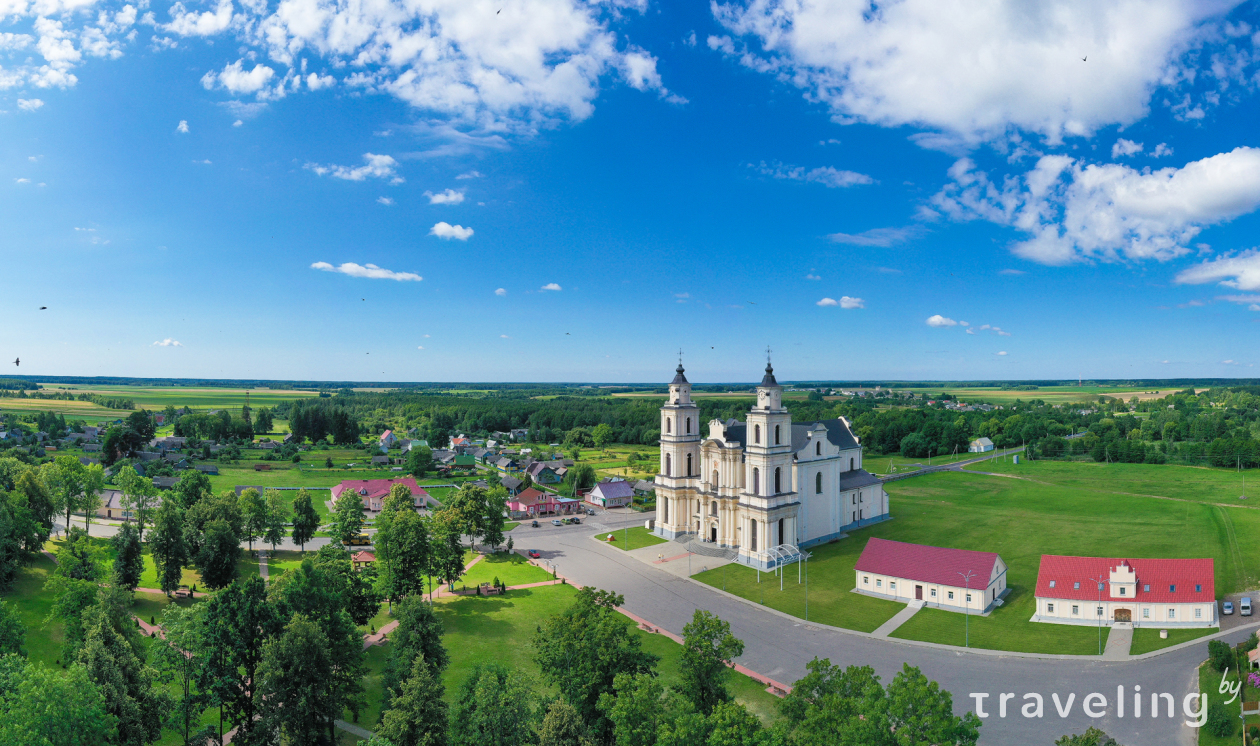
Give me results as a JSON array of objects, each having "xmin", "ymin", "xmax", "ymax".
[
  {"xmin": 602, "ymin": 525, "xmax": 668, "ymax": 551},
  {"xmin": 457, "ymin": 551, "xmax": 555, "ymax": 587},
  {"xmin": 863, "ymin": 452, "xmax": 979, "ymax": 474},
  {"xmin": 699, "ymin": 466, "xmax": 1260, "ymax": 654},
  {"xmin": 1129, "ymin": 627, "xmax": 1215, "ymax": 655}
]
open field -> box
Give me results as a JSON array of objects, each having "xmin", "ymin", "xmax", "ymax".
[
  {"xmin": 32, "ymin": 383, "xmax": 320, "ymax": 410},
  {"xmin": 700, "ymin": 466, "xmax": 1260, "ymax": 653},
  {"xmin": 863, "ymin": 451, "xmax": 978, "ymax": 474}
]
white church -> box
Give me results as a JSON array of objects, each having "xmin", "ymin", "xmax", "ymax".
[{"xmin": 653, "ymin": 361, "xmax": 890, "ymax": 569}]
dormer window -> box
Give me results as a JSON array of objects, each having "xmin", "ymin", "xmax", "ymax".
[
  {"xmin": 1196, "ymin": 584, "xmax": 1202, "ymax": 592},
  {"xmin": 1143, "ymin": 584, "xmax": 1150, "ymax": 592},
  {"xmin": 1049, "ymin": 580, "xmax": 1056, "ymax": 588},
  {"xmin": 1073, "ymin": 582, "xmax": 1080, "ymax": 590},
  {"xmin": 1169, "ymin": 585, "xmax": 1176, "ymax": 593}
]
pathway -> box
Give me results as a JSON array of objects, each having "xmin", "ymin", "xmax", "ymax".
[
  {"xmin": 1103, "ymin": 623, "xmax": 1134, "ymax": 660},
  {"xmin": 871, "ymin": 600, "xmax": 924, "ymax": 638},
  {"xmin": 258, "ymin": 550, "xmax": 269, "ymax": 581}
]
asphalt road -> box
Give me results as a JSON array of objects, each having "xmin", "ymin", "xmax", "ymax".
[{"xmin": 521, "ymin": 510, "xmax": 1246, "ymax": 746}]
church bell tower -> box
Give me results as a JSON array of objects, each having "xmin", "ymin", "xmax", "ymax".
[{"xmin": 655, "ymin": 359, "xmax": 700, "ymax": 539}]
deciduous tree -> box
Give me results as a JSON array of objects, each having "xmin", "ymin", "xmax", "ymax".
[
  {"xmin": 449, "ymin": 661, "xmax": 535, "ymax": 746},
  {"xmin": 290, "ymin": 489, "xmax": 320, "ymax": 553},
  {"xmin": 263, "ymin": 489, "xmax": 288, "ymax": 552},
  {"xmin": 330, "ymin": 488, "xmax": 367, "ymax": 546},
  {"xmin": 149, "ymin": 500, "xmax": 187, "ymax": 596},
  {"xmin": 237, "ymin": 488, "xmax": 266, "ymax": 553},
  {"xmin": 377, "ymin": 655, "xmax": 449, "ymax": 746},
  {"xmin": 679, "ymin": 609, "xmax": 744, "ymax": 715},
  {"xmin": 110, "ymin": 522, "xmax": 143, "ymax": 592},
  {"xmin": 257, "ymin": 613, "xmax": 337, "ymax": 745}
]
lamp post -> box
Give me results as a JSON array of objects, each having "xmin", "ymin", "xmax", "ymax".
[
  {"xmin": 958, "ymin": 570, "xmax": 976, "ymax": 648},
  {"xmin": 1089, "ymin": 573, "xmax": 1108, "ymax": 656}
]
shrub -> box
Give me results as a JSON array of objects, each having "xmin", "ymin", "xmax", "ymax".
[
  {"xmin": 1210, "ymin": 639, "xmax": 1234, "ymax": 672},
  {"xmin": 1207, "ymin": 699, "xmax": 1234, "ymax": 737}
]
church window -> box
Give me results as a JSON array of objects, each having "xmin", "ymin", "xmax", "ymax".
[
  {"xmin": 686, "ymin": 453, "xmax": 692, "ymax": 476},
  {"xmin": 710, "ymin": 501, "xmax": 717, "ymax": 516},
  {"xmin": 712, "ymin": 469, "xmax": 719, "ymax": 487},
  {"xmin": 665, "ymin": 418, "xmax": 671, "ymax": 434},
  {"xmin": 662, "ymin": 499, "xmax": 668, "ymax": 522},
  {"xmin": 665, "ymin": 454, "xmax": 671, "ymax": 476},
  {"xmin": 754, "ymin": 425, "xmax": 760, "ymax": 444},
  {"xmin": 775, "ymin": 425, "xmax": 780, "ymax": 445},
  {"xmin": 815, "ymin": 472, "xmax": 822, "ymax": 494},
  {"xmin": 816, "ymin": 441, "xmax": 821, "ymax": 456},
  {"xmin": 686, "ymin": 417, "xmax": 691, "ymax": 434},
  {"xmin": 750, "ymin": 520, "xmax": 757, "ymax": 551},
  {"xmin": 752, "ymin": 468, "xmax": 760, "ymax": 494},
  {"xmin": 774, "ymin": 467, "xmax": 781, "ymax": 494},
  {"xmin": 778, "ymin": 518, "xmax": 784, "ymax": 545},
  {"xmin": 849, "ymin": 457, "xmax": 854, "ymax": 471}
]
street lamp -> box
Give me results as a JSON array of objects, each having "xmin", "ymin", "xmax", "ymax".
[
  {"xmin": 957, "ymin": 570, "xmax": 976, "ymax": 648},
  {"xmin": 1088, "ymin": 574, "xmax": 1108, "ymax": 656}
]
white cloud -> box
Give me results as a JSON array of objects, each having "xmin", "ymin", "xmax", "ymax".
[
  {"xmin": 932, "ymin": 147, "xmax": 1260, "ymax": 265},
  {"xmin": 17, "ymin": 99, "xmax": 43, "ymax": 112},
  {"xmin": 192, "ymin": 159, "xmax": 212, "ymax": 165},
  {"xmin": 541, "ymin": 283, "xmax": 562, "ymax": 292},
  {"xmin": 959, "ymin": 321, "xmax": 969, "ymax": 326},
  {"xmin": 165, "ymin": 0, "xmax": 234, "ymax": 37},
  {"xmin": 417, "ymin": 346, "xmax": 424, "ymax": 350},
  {"xmin": 176, "ymin": 119, "xmax": 189, "ymax": 133},
  {"xmin": 816, "ymin": 297, "xmax": 839, "ymax": 306},
  {"xmin": 377, "ymin": 197, "xmax": 394, "ymax": 205},
  {"xmin": 425, "ymin": 188, "xmax": 465, "ymax": 205},
  {"xmin": 1223, "ymin": 359, "xmax": 1239, "ymax": 365},
  {"xmin": 839, "ymin": 296, "xmax": 864, "ymax": 309},
  {"xmin": 996, "ymin": 351, "xmax": 1008, "ymax": 356},
  {"xmin": 310, "ymin": 261, "xmax": 422, "ymax": 281},
  {"xmin": 999, "ymin": 269, "xmax": 1026, "ymax": 275},
  {"xmin": 201, "ymin": 60, "xmax": 276, "ymax": 96},
  {"xmin": 306, "ymin": 153, "xmax": 400, "ymax": 182},
  {"xmin": 232, "ymin": 119, "xmax": 243, "ymax": 127},
  {"xmin": 500, "ymin": 334, "xmax": 511, "ymax": 339},
  {"xmin": 306, "ymin": 73, "xmax": 335, "ymax": 90},
  {"xmin": 712, "ymin": 0, "xmax": 1235, "ymax": 144},
  {"xmin": 751, "ymin": 161, "xmax": 873, "ymax": 188},
  {"xmin": 805, "ymin": 273, "xmax": 821, "ymax": 280},
  {"xmin": 423, "ymin": 334, "xmax": 431, "ymax": 338},
  {"xmin": 14, "ymin": 178, "xmax": 30, "ymax": 184},
  {"xmin": 828, "ymin": 226, "xmax": 921, "ymax": 247},
  {"xmin": 494, "ymin": 288, "xmax": 507, "ymax": 296},
  {"xmin": 966, "ymin": 328, "xmax": 976, "ymax": 335},
  {"xmin": 152, "ymin": 338, "xmax": 183, "ymax": 347},
  {"xmin": 456, "ymin": 171, "xmax": 483, "ymax": 180},
  {"xmin": 1176, "ymin": 250, "xmax": 1260, "ymax": 291},
  {"xmin": 1111, "ymin": 138, "xmax": 1143, "ymax": 158},
  {"xmin": 674, "ymin": 292, "xmax": 690, "ymax": 299},
  {"xmin": 1152, "ymin": 142, "xmax": 1174, "ymax": 157},
  {"xmin": 429, "ymin": 222, "xmax": 473, "ymax": 240},
  {"xmin": 926, "ymin": 314, "xmax": 958, "ymax": 327}
]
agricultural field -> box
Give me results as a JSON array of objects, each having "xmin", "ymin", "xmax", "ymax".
[
  {"xmin": 698, "ymin": 465, "xmax": 1260, "ymax": 654},
  {"xmin": 32, "ymin": 382, "xmax": 320, "ymax": 410}
]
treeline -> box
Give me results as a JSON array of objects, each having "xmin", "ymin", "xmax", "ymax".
[{"xmin": 850, "ymin": 401, "xmax": 1105, "ymax": 458}]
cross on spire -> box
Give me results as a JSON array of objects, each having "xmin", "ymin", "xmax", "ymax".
[{"xmin": 766, "ymin": 345, "xmax": 772, "ymax": 365}]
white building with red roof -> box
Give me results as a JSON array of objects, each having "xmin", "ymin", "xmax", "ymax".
[
  {"xmin": 1033, "ymin": 555, "xmax": 1217, "ymax": 628},
  {"xmin": 330, "ymin": 477, "xmax": 436, "ymax": 514},
  {"xmin": 854, "ymin": 538, "xmax": 1008, "ymax": 613}
]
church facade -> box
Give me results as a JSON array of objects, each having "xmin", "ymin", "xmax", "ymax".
[{"xmin": 653, "ymin": 362, "xmax": 890, "ymax": 569}]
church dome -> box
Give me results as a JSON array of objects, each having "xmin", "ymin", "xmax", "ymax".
[
  {"xmin": 671, "ymin": 364, "xmax": 689, "ymax": 385},
  {"xmin": 760, "ymin": 362, "xmax": 778, "ymax": 387}
]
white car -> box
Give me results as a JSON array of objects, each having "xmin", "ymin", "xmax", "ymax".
[
  {"xmin": 1224, "ymin": 600, "xmax": 1235, "ymax": 615},
  {"xmin": 1242, "ymin": 597, "xmax": 1253, "ymax": 616}
]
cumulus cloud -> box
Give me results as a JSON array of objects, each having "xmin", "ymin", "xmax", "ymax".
[
  {"xmin": 711, "ymin": 0, "xmax": 1235, "ymax": 144},
  {"xmin": 926, "ymin": 314, "xmax": 958, "ymax": 327},
  {"xmin": 306, "ymin": 153, "xmax": 401, "ymax": 182},
  {"xmin": 1176, "ymin": 250, "xmax": 1260, "ymax": 291},
  {"xmin": 425, "ymin": 188, "xmax": 465, "ymax": 205},
  {"xmin": 176, "ymin": 119, "xmax": 189, "ymax": 133},
  {"xmin": 816, "ymin": 297, "xmax": 839, "ymax": 306},
  {"xmin": 931, "ymin": 147, "xmax": 1260, "ymax": 265},
  {"xmin": 153, "ymin": 338, "xmax": 183, "ymax": 347},
  {"xmin": 201, "ymin": 60, "xmax": 276, "ymax": 96},
  {"xmin": 495, "ymin": 288, "xmax": 507, "ymax": 296},
  {"xmin": 805, "ymin": 273, "xmax": 821, "ymax": 280},
  {"xmin": 310, "ymin": 261, "xmax": 422, "ymax": 281},
  {"xmin": 828, "ymin": 226, "xmax": 921, "ymax": 247},
  {"xmin": 751, "ymin": 161, "xmax": 873, "ymax": 188},
  {"xmin": 996, "ymin": 351, "xmax": 1008, "ymax": 356},
  {"xmin": 417, "ymin": 346, "xmax": 424, "ymax": 350},
  {"xmin": 456, "ymin": 171, "xmax": 483, "ymax": 180},
  {"xmin": 429, "ymin": 222, "xmax": 473, "ymax": 240},
  {"xmin": 541, "ymin": 283, "xmax": 562, "ymax": 292},
  {"xmin": 17, "ymin": 99, "xmax": 43, "ymax": 112},
  {"xmin": 500, "ymin": 334, "xmax": 511, "ymax": 339},
  {"xmin": 817, "ymin": 296, "xmax": 864, "ymax": 308},
  {"xmin": 1111, "ymin": 138, "xmax": 1143, "ymax": 158},
  {"xmin": 377, "ymin": 197, "xmax": 394, "ymax": 205},
  {"xmin": 14, "ymin": 178, "xmax": 29, "ymax": 184},
  {"xmin": 306, "ymin": 73, "xmax": 335, "ymax": 90},
  {"xmin": 1152, "ymin": 143, "xmax": 1174, "ymax": 157},
  {"xmin": 232, "ymin": 119, "xmax": 243, "ymax": 127},
  {"xmin": 165, "ymin": 0, "xmax": 234, "ymax": 37}
]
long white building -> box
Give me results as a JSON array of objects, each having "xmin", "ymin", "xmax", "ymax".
[
  {"xmin": 654, "ymin": 361, "xmax": 890, "ymax": 569},
  {"xmin": 1033, "ymin": 555, "xmax": 1217, "ymax": 628}
]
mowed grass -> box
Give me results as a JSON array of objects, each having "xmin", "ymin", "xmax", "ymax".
[
  {"xmin": 696, "ymin": 467, "xmax": 1259, "ymax": 654},
  {"xmin": 863, "ymin": 452, "xmax": 980, "ymax": 475},
  {"xmin": 458, "ymin": 552, "xmax": 554, "ymax": 587},
  {"xmin": 1130, "ymin": 627, "xmax": 1216, "ymax": 656},
  {"xmin": 602, "ymin": 525, "xmax": 668, "ymax": 551},
  {"xmin": 1, "ymin": 555, "xmax": 62, "ymax": 666}
]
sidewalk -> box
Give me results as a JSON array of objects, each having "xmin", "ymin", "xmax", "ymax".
[{"xmin": 871, "ymin": 600, "xmax": 924, "ymax": 638}]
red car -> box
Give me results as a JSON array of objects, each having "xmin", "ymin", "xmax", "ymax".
[{"xmin": 527, "ymin": 550, "xmax": 541, "ymax": 558}]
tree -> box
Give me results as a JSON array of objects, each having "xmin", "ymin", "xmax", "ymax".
[
  {"xmin": 79, "ymin": 463, "xmax": 105, "ymax": 536},
  {"xmin": 171, "ymin": 470, "xmax": 212, "ymax": 510},
  {"xmin": 201, "ymin": 576, "xmax": 282, "ymax": 744},
  {"xmin": 1209, "ymin": 639, "xmax": 1233, "ymax": 672},
  {"xmin": 151, "ymin": 604, "xmax": 209, "ymax": 746},
  {"xmin": 1055, "ymin": 727, "xmax": 1122, "ymax": 746},
  {"xmin": 0, "ymin": 654, "xmax": 113, "ymax": 746},
  {"xmin": 445, "ymin": 486, "xmax": 489, "ymax": 549},
  {"xmin": 54, "ymin": 526, "xmax": 104, "ymax": 581},
  {"xmin": 149, "ymin": 500, "xmax": 187, "ymax": 596},
  {"xmin": 257, "ymin": 613, "xmax": 338, "ymax": 745},
  {"xmin": 115, "ymin": 467, "xmax": 155, "ymax": 541},
  {"xmin": 325, "ymin": 457, "xmax": 334, "ymax": 469},
  {"xmin": 539, "ymin": 699, "xmax": 593, "ymax": 746},
  {"xmin": 263, "ymin": 489, "xmax": 289, "ymax": 552},
  {"xmin": 330, "ymin": 488, "xmax": 367, "ymax": 546},
  {"xmin": 382, "ymin": 596, "xmax": 448, "ymax": 704},
  {"xmin": 77, "ymin": 604, "xmax": 167, "ymax": 746},
  {"xmin": 15, "ymin": 468, "xmax": 55, "ymax": 540},
  {"xmin": 0, "ymin": 601, "xmax": 25, "ymax": 657},
  {"xmin": 592, "ymin": 423, "xmax": 615, "ymax": 449},
  {"xmin": 534, "ymin": 588, "xmax": 659, "ymax": 743},
  {"xmin": 290, "ymin": 489, "xmax": 320, "ymax": 553},
  {"xmin": 599, "ymin": 672, "xmax": 674, "ymax": 746},
  {"xmin": 194, "ymin": 519, "xmax": 240, "ymax": 590},
  {"xmin": 679, "ymin": 610, "xmax": 745, "ymax": 715},
  {"xmin": 407, "ymin": 446, "xmax": 434, "ymax": 478},
  {"xmin": 449, "ymin": 661, "xmax": 535, "ymax": 746},
  {"xmin": 562, "ymin": 464, "xmax": 597, "ymax": 498},
  {"xmin": 252, "ymin": 408, "xmax": 273, "ymax": 434},
  {"xmin": 482, "ymin": 486, "xmax": 508, "ymax": 552},
  {"xmin": 237, "ymin": 488, "xmax": 266, "ymax": 553},
  {"xmin": 376, "ymin": 655, "xmax": 449, "ymax": 746},
  {"xmin": 427, "ymin": 511, "xmax": 465, "ymax": 591},
  {"xmin": 110, "ymin": 522, "xmax": 144, "ymax": 592},
  {"xmin": 45, "ymin": 457, "xmax": 85, "ymax": 538}
]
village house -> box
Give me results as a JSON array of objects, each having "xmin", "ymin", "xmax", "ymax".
[
  {"xmin": 500, "ymin": 476, "xmax": 523, "ymax": 495},
  {"xmin": 587, "ymin": 479, "xmax": 634, "ymax": 509},
  {"xmin": 1033, "ymin": 555, "xmax": 1217, "ymax": 628},
  {"xmin": 506, "ymin": 487, "xmax": 583, "ymax": 519},
  {"xmin": 854, "ymin": 537, "xmax": 1009, "ymax": 614},
  {"xmin": 330, "ymin": 477, "xmax": 438, "ymax": 514},
  {"xmin": 968, "ymin": 437, "xmax": 995, "ymax": 453},
  {"xmin": 524, "ymin": 462, "xmax": 561, "ymax": 484},
  {"xmin": 379, "ymin": 430, "xmax": 397, "ymax": 449}
]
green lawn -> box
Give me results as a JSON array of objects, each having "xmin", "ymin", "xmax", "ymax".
[
  {"xmin": 1, "ymin": 555, "xmax": 62, "ymax": 666},
  {"xmin": 1129, "ymin": 626, "xmax": 1216, "ymax": 655},
  {"xmin": 1197, "ymin": 659, "xmax": 1260, "ymax": 745},
  {"xmin": 457, "ymin": 552, "xmax": 554, "ymax": 588},
  {"xmin": 695, "ymin": 467, "xmax": 1260, "ymax": 654},
  {"xmin": 601, "ymin": 525, "xmax": 668, "ymax": 551},
  {"xmin": 863, "ymin": 452, "xmax": 980, "ymax": 475}
]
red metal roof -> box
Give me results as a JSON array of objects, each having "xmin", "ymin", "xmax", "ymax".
[
  {"xmin": 508, "ymin": 487, "xmax": 554, "ymax": 509},
  {"xmin": 353, "ymin": 551, "xmax": 376, "ymax": 562},
  {"xmin": 1035, "ymin": 555, "xmax": 1214, "ymax": 604},
  {"xmin": 331, "ymin": 477, "xmax": 429, "ymax": 503},
  {"xmin": 854, "ymin": 538, "xmax": 1001, "ymax": 588}
]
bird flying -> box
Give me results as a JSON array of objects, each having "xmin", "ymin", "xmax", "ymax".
[
  {"xmin": 38, "ymin": 306, "xmax": 46, "ymax": 310},
  {"xmin": 12, "ymin": 358, "xmax": 18, "ymax": 367},
  {"xmin": 1081, "ymin": 55, "xmax": 1087, "ymax": 61}
]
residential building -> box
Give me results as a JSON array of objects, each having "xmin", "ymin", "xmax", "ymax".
[
  {"xmin": 330, "ymin": 477, "xmax": 438, "ymax": 513},
  {"xmin": 854, "ymin": 538, "xmax": 1008, "ymax": 613},
  {"xmin": 500, "ymin": 476, "xmax": 523, "ymax": 495},
  {"xmin": 968, "ymin": 437, "xmax": 995, "ymax": 453},
  {"xmin": 379, "ymin": 430, "xmax": 397, "ymax": 449},
  {"xmin": 524, "ymin": 462, "xmax": 561, "ymax": 484},
  {"xmin": 1032, "ymin": 556, "xmax": 1217, "ymax": 628},
  {"xmin": 588, "ymin": 480, "xmax": 634, "ymax": 508},
  {"xmin": 653, "ymin": 361, "xmax": 890, "ymax": 569}
]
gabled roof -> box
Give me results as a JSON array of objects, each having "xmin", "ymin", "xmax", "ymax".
[
  {"xmin": 855, "ymin": 538, "xmax": 1002, "ymax": 588},
  {"xmin": 592, "ymin": 480, "xmax": 635, "ymax": 499},
  {"xmin": 500, "ymin": 476, "xmax": 523, "ymax": 490},
  {"xmin": 1035, "ymin": 555, "xmax": 1214, "ymax": 604},
  {"xmin": 971, "ymin": 437, "xmax": 993, "ymax": 446}
]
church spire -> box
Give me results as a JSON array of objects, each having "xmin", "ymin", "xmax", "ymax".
[
  {"xmin": 672, "ymin": 349, "xmax": 689, "ymax": 384},
  {"xmin": 760, "ymin": 346, "xmax": 778, "ymax": 387}
]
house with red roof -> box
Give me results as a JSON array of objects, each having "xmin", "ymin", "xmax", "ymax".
[
  {"xmin": 854, "ymin": 538, "xmax": 1008, "ymax": 614},
  {"xmin": 379, "ymin": 430, "xmax": 397, "ymax": 449},
  {"xmin": 1033, "ymin": 555, "xmax": 1216, "ymax": 628},
  {"xmin": 330, "ymin": 477, "xmax": 436, "ymax": 514}
]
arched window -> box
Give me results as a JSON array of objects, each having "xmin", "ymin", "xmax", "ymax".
[
  {"xmin": 754, "ymin": 425, "xmax": 760, "ymax": 444},
  {"xmin": 750, "ymin": 520, "xmax": 758, "ymax": 551},
  {"xmin": 686, "ymin": 417, "xmax": 691, "ymax": 434},
  {"xmin": 849, "ymin": 457, "xmax": 854, "ymax": 471},
  {"xmin": 815, "ymin": 441, "xmax": 821, "ymax": 456},
  {"xmin": 665, "ymin": 453, "xmax": 671, "ymax": 476},
  {"xmin": 663, "ymin": 499, "xmax": 669, "ymax": 522},
  {"xmin": 815, "ymin": 472, "xmax": 822, "ymax": 494},
  {"xmin": 665, "ymin": 418, "xmax": 671, "ymax": 434},
  {"xmin": 775, "ymin": 425, "xmax": 781, "ymax": 445},
  {"xmin": 686, "ymin": 453, "xmax": 692, "ymax": 476},
  {"xmin": 752, "ymin": 467, "xmax": 760, "ymax": 494},
  {"xmin": 778, "ymin": 518, "xmax": 784, "ymax": 546},
  {"xmin": 710, "ymin": 501, "xmax": 717, "ymax": 516},
  {"xmin": 774, "ymin": 467, "xmax": 781, "ymax": 494},
  {"xmin": 712, "ymin": 469, "xmax": 719, "ymax": 487}
]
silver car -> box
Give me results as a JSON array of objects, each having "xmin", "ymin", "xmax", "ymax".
[{"xmin": 1224, "ymin": 600, "xmax": 1235, "ymax": 615}]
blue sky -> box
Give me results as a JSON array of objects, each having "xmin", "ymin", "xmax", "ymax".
[{"xmin": 4, "ymin": 0, "xmax": 1260, "ymax": 383}]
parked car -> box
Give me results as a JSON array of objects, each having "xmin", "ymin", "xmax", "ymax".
[
  {"xmin": 530, "ymin": 520, "xmax": 539, "ymax": 528},
  {"xmin": 1224, "ymin": 600, "xmax": 1235, "ymax": 615},
  {"xmin": 586, "ymin": 508, "xmax": 596, "ymax": 516},
  {"xmin": 570, "ymin": 517, "xmax": 581, "ymax": 524},
  {"xmin": 527, "ymin": 550, "xmax": 541, "ymax": 558},
  {"xmin": 1242, "ymin": 597, "xmax": 1253, "ymax": 616},
  {"xmin": 551, "ymin": 519, "xmax": 563, "ymax": 526}
]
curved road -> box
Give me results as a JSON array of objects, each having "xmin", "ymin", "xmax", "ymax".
[{"xmin": 522, "ymin": 511, "xmax": 1244, "ymax": 746}]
